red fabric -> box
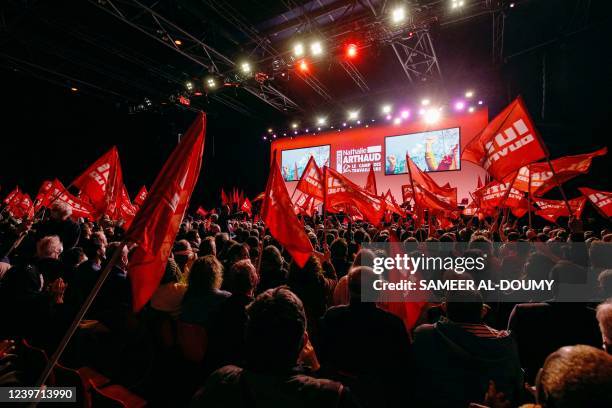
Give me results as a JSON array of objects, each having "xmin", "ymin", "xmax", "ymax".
[
  {"xmin": 3, "ymin": 186, "xmax": 20, "ymax": 205},
  {"xmin": 252, "ymin": 192, "xmax": 265, "ymax": 202},
  {"xmin": 364, "ymin": 163, "xmax": 378, "ymax": 196},
  {"xmin": 401, "ymin": 184, "xmax": 412, "ymax": 204},
  {"xmin": 41, "ymin": 179, "xmax": 95, "ymax": 219},
  {"xmin": 477, "ymin": 175, "xmax": 483, "ymax": 189},
  {"xmin": 241, "ymin": 197, "xmax": 252, "ymax": 216},
  {"xmin": 7, "ymin": 192, "xmax": 34, "ymax": 219},
  {"xmin": 505, "ymin": 147, "xmax": 607, "ymax": 196},
  {"xmin": 133, "ymin": 186, "xmax": 148, "ymax": 208},
  {"xmin": 462, "ymin": 96, "xmax": 547, "ymax": 181},
  {"xmin": 114, "ymin": 185, "xmax": 137, "ymax": 228},
  {"xmin": 261, "ymin": 155, "xmax": 313, "ymax": 268},
  {"xmin": 406, "ymin": 155, "xmax": 457, "ymax": 208},
  {"xmin": 473, "ymin": 179, "xmax": 527, "ymax": 212},
  {"xmin": 221, "ymin": 189, "xmax": 229, "ymax": 205},
  {"xmin": 324, "ymin": 167, "xmax": 385, "ymax": 225},
  {"xmin": 534, "ymin": 197, "xmax": 587, "ymax": 222},
  {"xmin": 34, "ymin": 181, "xmax": 53, "ymax": 211},
  {"xmin": 293, "ymin": 193, "xmax": 317, "ymax": 217},
  {"xmin": 383, "ymin": 189, "xmax": 404, "ymax": 216},
  {"xmin": 579, "ymin": 187, "xmax": 612, "ymax": 218},
  {"xmin": 72, "ymin": 146, "xmax": 124, "ymax": 218},
  {"xmin": 126, "ymin": 112, "xmax": 206, "ymax": 311},
  {"xmin": 295, "ymin": 156, "xmax": 324, "ymax": 200},
  {"xmin": 196, "ymin": 206, "xmax": 208, "ymax": 218}
]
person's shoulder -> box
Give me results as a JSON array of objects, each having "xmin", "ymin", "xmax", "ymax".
[
  {"xmin": 322, "ymin": 304, "xmax": 350, "ymax": 320},
  {"xmin": 413, "ymin": 322, "xmax": 437, "ymax": 336},
  {"xmin": 209, "ymin": 365, "xmax": 243, "ymax": 383},
  {"xmin": 289, "ymin": 373, "xmax": 346, "ymax": 404}
]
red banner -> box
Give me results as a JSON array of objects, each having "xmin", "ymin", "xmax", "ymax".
[
  {"xmin": 40, "ymin": 179, "xmax": 95, "ymax": 219},
  {"xmin": 133, "ymin": 185, "xmax": 148, "ymax": 208},
  {"xmin": 462, "ymin": 96, "xmax": 547, "ymax": 181},
  {"xmin": 534, "ymin": 197, "xmax": 587, "ymax": 222},
  {"xmin": 241, "ymin": 197, "xmax": 253, "ymax": 216},
  {"xmin": 295, "ymin": 156, "xmax": 325, "ymax": 200},
  {"xmin": 406, "ymin": 154, "xmax": 457, "ymax": 208},
  {"xmin": 364, "ymin": 163, "xmax": 378, "ymax": 196},
  {"xmin": 3, "ymin": 186, "xmax": 20, "ymax": 205},
  {"xmin": 473, "ymin": 179, "xmax": 527, "ymax": 212},
  {"xmin": 579, "ymin": 187, "xmax": 612, "ymax": 218},
  {"xmin": 126, "ymin": 112, "xmax": 206, "ymax": 311}
]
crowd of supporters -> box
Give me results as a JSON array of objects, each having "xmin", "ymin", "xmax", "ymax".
[{"xmin": 1, "ymin": 201, "xmax": 611, "ymax": 407}]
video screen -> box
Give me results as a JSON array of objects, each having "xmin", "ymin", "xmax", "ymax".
[
  {"xmin": 281, "ymin": 145, "xmax": 330, "ymax": 181},
  {"xmin": 385, "ymin": 127, "xmax": 460, "ymax": 175}
]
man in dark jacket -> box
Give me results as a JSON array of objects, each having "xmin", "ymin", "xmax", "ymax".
[
  {"xmin": 36, "ymin": 202, "xmax": 81, "ymax": 250},
  {"xmin": 411, "ymin": 290, "xmax": 523, "ymax": 407},
  {"xmin": 190, "ymin": 287, "xmax": 360, "ymax": 408}
]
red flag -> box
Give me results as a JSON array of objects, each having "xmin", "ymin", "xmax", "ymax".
[
  {"xmin": 252, "ymin": 192, "xmax": 265, "ymax": 202},
  {"xmin": 462, "ymin": 96, "xmax": 547, "ymax": 180},
  {"xmin": 473, "ymin": 179, "xmax": 527, "ymax": 212},
  {"xmin": 221, "ymin": 189, "xmax": 229, "ymax": 206},
  {"xmin": 34, "ymin": 180, "xmax": 54, "ymax": 211},
  {"xmin": 126, "ymin": 112, "xmax": 206, "ymax": 311},
  {"xmin": 133, "ymin": 185, "xmax": 148, "ymax": 208},
  {"xmin": 506, "ymin": 147, "xmax": 607, "ymax": 196},
  {"xmin": 477, "ymin": 175, "xmax": 483, "ymax": 189},
  {"xmin": 293, "ymin": 193, "xmax": 317, "ymax": 218},
  {"xmin": 401, "ymin": 184, "xmax": 413, "ymax": 204},
  {"xmin": 364, "ymin": 163, "xmax": 378, "ymax": 196},
  {"xmin": 325, "ymin": 167, "xmax": 385, "ymax": 225},
  {"xmin": 196, "ymin": 206, "xmax": 208, "ymax": 218},
  {"xmin": 42, "ymin": 179, "xmax": 95, "ymax": 219},
  {"xmin": 406, "ymin": 154, "xmax": 457, "ymax": 208},
  {"xmin": 114, "ymin": 185, "xmax": 137, "ymax": 228},
  {"xmin": 534, "ymin": 197, "xmax": 587, "ymax": 222},
  {"xmin": 384, "ymin": 189, "xmax": 404, "ymax": 216},
  {"xmin": 579, "ymin": 187, "xmax": 612, "ymax": 218},
  {"xmin": 3, "ymin": 186, "xmax": 20, "ymax": 205},
  {"xmin": 261, "ymin": 155, "xmax": 313, "ymax": 267},
  {"xmin": 296, "ymin": 156, "xmax": 324, "ymax": 200},
  {"xmin": 72, "ymin": 146, "xmax": 124, "ymax": 217},
  {"xmin": 241, "ymin": 197, "xmax": 253, "ymax": 216},
  {"xmin": 8, "ymin": 192, "xmax": 34, "ymax": 219}
]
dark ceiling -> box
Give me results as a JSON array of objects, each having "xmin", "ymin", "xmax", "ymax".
[{"xmin": 0, "ymin": 0, "xmax": 611, "ymax": 206}]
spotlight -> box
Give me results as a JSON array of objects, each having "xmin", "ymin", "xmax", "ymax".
[
  {"xmin": 418, "ymin": 108, "xmax": 426, "ymax": 115},
  {"xmin": 454, "ymin": 101, "xmax": 466, "ymax": 111},
  {"xmin": 400, "ymin": 110, "xmax": 410, "ymax": 119},
  {"xmin": 70, "ymin": 87, "xmax": 78, "ymax": 92},
  {"xmin": 268, "ymin": 128, "xmax": 273, "ymax": 133},
  {"xmin": 316, "ymin": 116, "xmax": 326, "ymax": 125},
  {"xmin": 294, "ymin": 131, "xmax": 298, "ymax": 135},
  {"xmin": 345, "ymin": 43, "xmax": 358, "ymax": 59},
  {"xmin": 381, "ymin": 104, "xmax": 392, "ymax": 114},
  {"xmin": 468, "ymin": 106, "xmax": 475, "ymax": 113},
  {"xmin": 478, "ymin": 100, "xmax": 483, "ymax": 105},
  {"xmin": 297, "ymin": 59, "xmax": 309, "ymax": 73},
  {"xmin": 451, "ymin": 0, "xmax": 465, "ymax": 9},
  {"xmin": 424, "ymin": 108, "xmax": 441, "ymax": 124},
  {"xmin": 273, "ymin": 134, "xmax": 277, "ymax": 138},
  {"xmin": 310, "ymin": 41, "xmax": 323, "ymax": 56},
  {"xmin": 348, "ymin": 110, "xmax": 359, "ymax": 120},
  {"xmin": 509, "ymin": 2, "xmax": 515, "ymax": 8},
  {"xmin": 465, "ymin": 90, "xmax": 474, "ymax": 98},
  {"xmin": 391, "ymin": 6, "xmax": 406, "ymax": 24},
  {"xmin": 174, "ymin": 39, "xmax": 182, "ymax": 46},
  {"xmin": 356, "ymin": 120, "xmax": 361, "ymax": 125},
  {"xmin": 317, "ymin": 127, "xmax": 321, "ymax": 131},
  {"xmin": 263, "ymin": 136, "xmax": 267, "ymax": 140},
  {"xmin": 205, "ymin": 77, "xmax": 216, "ymax": 89},
  {"xmin": 421, "ymin": 98, "xmax": 430, "ymax": 106},
  {"xmin": 240, "ymin": 62, "xmax": 251, "ymax": 74},
  {"xmin": 185, "ymin": 81, "xmax": 194, "ymax": 91},
  {"xmin": 393, "ymin": 117, "xmax": 402, "ymax": 125},
  {"xmin": 385, "ymin": 114, "xmax": 392, "ymax": 121},
  {"xmin": 291, "ymin": 122, "xmax": 298, "ymax": 129},
  {"xmin": 294, "ymin": 42, "xmax": 305, "ymax": 57},
  {"xmin": 342, "ymin": 122, "xmax": 347, "ymax": 127}
]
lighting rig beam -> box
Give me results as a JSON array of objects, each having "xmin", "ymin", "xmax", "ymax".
[
  {"xmin": 89, "ymin": 0, "xmax": 301, "ymax": 114},
  {"xmin": 390, "ymin": 29, "xmax": 442, "ymax": 83}
]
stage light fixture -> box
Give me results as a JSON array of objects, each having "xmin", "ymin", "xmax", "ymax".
[
  {"xmin": 291, "ymin": 122, "xmax": 298, "ymax": 129},
  {"xmin": 454, "ymin": 101, "xmax": 466, "ymax": 111},
  {"xmin": 297, "ymin": 59, "xmax": 309, "ymax": 73},
  {"xmin": 263, "ymin": 136, "xmax": 267, "ymax": 140},
  {"xmin": 317, "ymin": 127, "xmax": 321, "ymax": 131},
  {"xmin": 346, "ymin": 43, "xmax": 358, "ymax": 59},
  {"xmin": 381, "ymin": 104, "xmax": 392, "ymax": 114},
  {"xmin": 316, "ymin": 116, "xmax": 326, "ymax": 125},
  {"xmin": 342, "ymin": 122, "xmax": 347, "ymax": 127},
  {"xmin": 310, "ymin": 41, "xmax": 323, "ymax": 56},
  {"xmin": 70, "ymin": 87, "xmax": 78, "ymax": 92},
  {"xmin": 185, "ymin": 81, "xmax": 194, "ymax": 91},
  {"xmin": 205, "ymin": 78, "xmax": 216, "ymax": 89},
  {"xmin": 478, "ymin": 100, "xmax": 484, "ymax": 105},
  {"xmin": 174, "ymin": 39, "xmax": 182, "ymax": 46},
  {"xmin": 424, "ymin": 108, "xmax": 441, "ymax": 124},
  {"xmin": 294, "ymin": 42, "xmax": 305, "ymax": 57},
  {"xmin": 400, "ymin": 110, "xmax": 410, "ymax": 119},
  {"xmin": 348, "ymin": 110, "xmax": 359, "ymax": 120},
  {"xmin": 451, "ymin": 0, "xmax": 465, "ymax": 9},
  {"xmin": 240, "ymin": 62, "xmax": 251, "ymax": 74},
  {"xmin": 509, "ymin": 2, "xmax": 515, "ymax": 8},
  {"xmin": 356, "ymin": 120, "xmax": 361, "ymax": 125},
  {"xmin": 465, "ymin": 90, "xmax": 474, "ymax": 98},
  {"xmin": 468, "ymin": 106, "xmax": 475, "ymax": 113},
  {"xmin": 391, "ymin": 6, "xmax": 406, "ymax": 24},
  {"xmin": 393, "ymin": 117, "xmax": 402, "ymax": 125},
  {"xmin": 268, "ymin": 128, "xmax": 273, "ymax": 133},
  {"xmin": 273, "ymin": 134, "xmax": 277, "ymax": 138},
  {"xmin": 385, "ymin": 114, "xmax": 392, "ymax": 121},
  {"xmin": 421, "ymin": 98, "xmax": 430, "ymax": 106}
]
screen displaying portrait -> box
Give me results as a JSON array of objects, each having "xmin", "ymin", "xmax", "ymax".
[
  {"xmin": 281, "ymin": 145, "xmax": 330, "ymax": 181},
  {"xmin": 385, "ymin": 127, "xmax": 460, "ymax": 175}
]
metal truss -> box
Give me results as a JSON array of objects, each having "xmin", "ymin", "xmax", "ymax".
[
  {"xmin": 492, "ymin": 8, "xmax": 505, "ymax": 65},
  {"xmin": 89, "ymin": 0, "xmax": 301, "ymax": 114},
  {"xmin": 390, "ymin": 29, "xmax": 442, "ymax": 83},
  {"xmin": 339, "ymin": 60, "xmax": 370, "ymax": 92}
]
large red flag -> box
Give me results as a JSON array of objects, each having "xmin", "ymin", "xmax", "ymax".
[
  {"xmin": 383, "ymin": 189, "xmax": 404, "ymax": 216},
  {"xmin": 34, "ymin": 180, "xmax": 54, "ymax": 211},
  {"xmin": 293, "ymin": 193, "xmax": 316, "ymax": 217},
  {"xmin": 325, "ymin": 167, "xmax": 386, "ymax": 225},
  {"xmin": 221, "ymin": 189, "xmax": 229, "ymax": 206},
  {"xmin": 534, "ymin": 197, "xmax": 587, "ymax": 222},
  {"xmin": 261, "ymin": 155, "xmax": 313, "ymax": 267},
  {"xmin": 473, "ymin": 179, "xmax": 527, "ymax": 213},
  {"xmin": 252, "ymin": 192, "xmax": 265, "ymax": 202},
  {"xmin": 579, "ymin": 187, "xmax": 612, "ymax": 218},
  {"xmin": 406, "ymin": 154, "xmax": 457, "ymax": 208},
  {"xmin": 241, "ymin": 197, "xmax": 253, "ymax": 216},
  {"xmin": 462, "ymin": 96, "xmax": 547, "ymax": 181},
  {"xmin": 295, "ymin": 156, "xmax": 324, "ymax": 200},
  {"xmin": 42, "ymin": 179, "xmax": 95, "ymax": 219},
  {"xmin": 3, "ymin": 186, "xmax": 20, "ymax": 205},
  {"xmin": 506, "ymin": 147, "xmax": 607, "ymax": 196},
  {"xmin": 126, "ymin": 112, "xmax": 206, "ymax": 311},
  {"xmin": 133, "ymin": 185, "xmax": 148, "ymax": 208},
  {"xmin": 114, "ymin": 185, "xmax": 137, "ymax": 228},
  {"xmin": 364, "ymin": 163, "xmax": 378, "ymax": 196},
  {"xmin": 7, "ymin": 192, "xmax": 34, "ymax": 219},
  {"xmin": 72, "ymin": 146, "xmax": 124, "ymax": 218}
]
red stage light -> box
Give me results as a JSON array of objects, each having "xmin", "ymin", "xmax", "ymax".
[
  {"xmin": 297, "ymin": 59, "xmax": 309, "ymax": 72},
  {"xmin": 345, "ymin": 43, "xmax": 358, "ymax": 59}
]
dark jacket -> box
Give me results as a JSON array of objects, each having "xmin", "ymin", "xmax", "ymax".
[
  {"xmin": 411, "ymin": 319, "xmax": 523, "ymax": 407},
  {"xmin": 36, "ymin": 218, "xmax": 81, "ymax": 250},
  {"xmin": 190, "ymin": 365, "xmax": 360, "ymax": 408}
]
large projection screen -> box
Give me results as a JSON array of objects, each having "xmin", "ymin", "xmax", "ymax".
[
  {"xmin": 281, "ymin": 145, "xmax": 330, "ymax": 181},
  {"xmin": 385, "ymin": 127, "xmax": 461, "ymax": 175}
]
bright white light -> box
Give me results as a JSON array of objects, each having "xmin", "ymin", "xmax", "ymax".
[
  {"xmin": 424, "ymin": 108, "xmax": 441, "ymax": 124},
  {"xmin": 391, "ymin": 6, "xmax": 406, "ymax": 24},
  {"xmin": 418, "ymin": 108, "xmax": 426, "ymax": 115},
  {"xmin": 267, "ymin": 128, "xmax": 273, "ymax": 133},
  {"xmin": 451, "ymin": 0, "xmax": 465, "ymax": 9},
  {"xmin": 421, "ymin": 98, "xmax": 430, "ymax": 106},
  {"xmin": 185, "ymin": 81, "xmax": 194, "ymax": 90},
  {"xmin": 316, "ymin": 116, "xmax": 326, "ymax": 125},
  {"xmin": 240, "ymin": 62, "xmax": 251, "ymax": 74},
  {"xmin": 348, "ymin": 110, "xmax": 359, "ymax": 120},
  {"xmin": 478, "ymin": 100, "xmax": 483, "ymax": 105},
  {"xmin": 381, "ymin": 104, "xmax": 392, "ymax": 114},
  {"xmin": 206, "ymin": 78, "xmax": 216, "ymax": 88},
  {"xmin": 291, "ymin": 122, "xmax": 298, "ymax": 129},
  {"xmin": 294, "ymin": 43, "xmax": 305, "ymax": 57},
  {"xmin": 468, "ymin": 106, "xmax": 475, "ymax": 113},
  {"xmin": 465, "ymin": 90, "xmax": 474, "ymax": 98},
  {"xmin": 385, "ymin": 114, "xmax": 392, "ymax": 121},
  {"xmin": 310, "ymin": 41, "xmax": 323, "ymax": 56},
  {"xmin": 356, "ymin": 120, "xmax": 361, "ymax": 125},
  {"xmin": 342, "ymin": 122, "xmax": 347, "ymax": 127},
  {"xmin": 393, "ymin": 117, "xmax": 402, "ymax": 125},
  {"xmin": 401, "ymin": 110, "xmax": 410, "ymax": 119}
]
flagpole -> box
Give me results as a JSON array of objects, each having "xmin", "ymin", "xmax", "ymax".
[
  {"xmin": 528, "ymin": 168, "xmax": 533, "ymax": 229},
  {"xmin": 35, "ymin": 241, "xmax": 127, "ymax": 389},
  {"xmin": 405, "ymin": 154, "xmax": 420, "ymax": 225}
]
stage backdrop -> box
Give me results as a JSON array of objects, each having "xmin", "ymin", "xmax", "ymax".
[{"xmin": 271, "ymin": 109, "xmax": 488, "ymax": 204}]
